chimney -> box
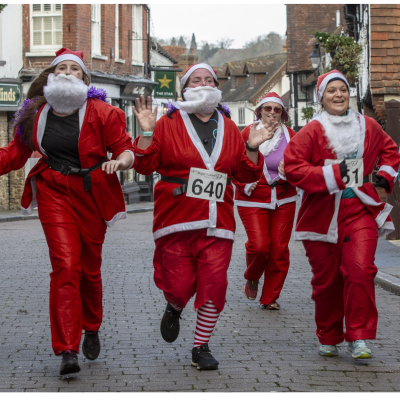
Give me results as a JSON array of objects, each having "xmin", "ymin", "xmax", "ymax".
[{"xmin": 190, "ymin": 47, "xmax": 194, "ymax": 55}]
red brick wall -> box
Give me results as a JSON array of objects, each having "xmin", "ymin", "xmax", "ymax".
[
  {"xmin": 22, "ymin": 3, "xmax": 147, "ymax": 76},
  {"xmin": 370, "ymin": 4, "xmax": 400, "ymax": 122}
]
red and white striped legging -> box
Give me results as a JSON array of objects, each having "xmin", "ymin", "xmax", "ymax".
[{"xmin": 193, "ymin": 300, "xmax": 220, "ymax": 348}]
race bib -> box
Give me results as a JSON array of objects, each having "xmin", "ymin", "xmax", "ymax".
[
  {"xmin": 324, "ymin": 159, "xmax": 364, "ymax": 188},
  {"xmin": 186, "ymin": 168, "xmax": 227, "ymax": 202}
]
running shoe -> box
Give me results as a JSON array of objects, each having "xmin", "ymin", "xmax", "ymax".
[
  {"xmin": 160, "ymin": 303, "xmax": 182, "ymax": 343},
  {"xmin": 60, "ymin": 350, "xmax": 81, "ymax": 375},
  {"xmin": 347, "ymin": 340, "xmax": 372, "ymax": 359},
  {"xmin": 82, "ymin": 330, "xmax": 101, "ymax": 360},
  {"xmin": 191, "ymin": 343, "xmax": 219, "ymax": 370},
  {"xmin": 244, "ymin": 280, "xmax": 259, "ymax": 300},
  {"xmin": 319, "ymin": 344, "xmax": 339, "ymax": 357}
]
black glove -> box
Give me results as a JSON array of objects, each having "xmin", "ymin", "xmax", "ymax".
[
  {"xmin": 374, "ymin": 175, "xmax": 390, "ymax": 190},
  {"xmin": 339, "ymin": 160, "xmax": 349, "ymax": 179}
]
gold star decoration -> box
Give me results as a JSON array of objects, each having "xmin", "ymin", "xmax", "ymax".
[{"xmin": 158, "ymin": 74, "xmax": 173, "ymax": 89}]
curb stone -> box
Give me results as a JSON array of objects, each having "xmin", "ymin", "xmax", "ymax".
[{"xmin": 374, "ymin": 270, "xmax": 400, "ymax": 296}]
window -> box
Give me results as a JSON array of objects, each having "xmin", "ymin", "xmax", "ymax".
[
  {"xmin": 238, "ymin": 107, "xmax": 245, "ymax": 125},
  {"xmin": 336, "ymin": 10, "xmax": 340, "ymax": 27},
  {"xmin": 31, "ymin": 4, "xmax": 62, "ymax": 49},
  {"xmin": 132, "ymin": 5, "xmax": 143, "ymax": 64},
  {"xmin": 115, "ymin": 4, "xmax": 119, "ymax": 60},
  {"xmin": 296, "ymin": 73, "xmax": 308, "ymax": 101},
  {"xmin": 91, "ymin": 4, "xmax": 101, "ymax": 56}
]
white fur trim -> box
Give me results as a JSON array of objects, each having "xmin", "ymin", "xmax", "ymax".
[
  {"xmin": 317, "ymin": 72, "xmax": 349, "ymax": 103},
  {"xmin": 78, "ymin": 100, "xmax": 87, "ymax": 132},
  {"xmin": 153, "ymin": 220, "xmax": 211, "ymax": 240},
  {"xmin": 259, "ymin": 125, "xmax": 283, "ymax": 156},
  {"xmin": 207, "ymin": 228, "xmax": 235, "ymax": 241},
  {"xmin": 375, "ymin": 203, "xmax": 393, "ymax": 228},
  {"xmin": 378, "ymin": 165, "xmax": 397, "ymax": 179},
  {"xmin": 235, "ymin": 200, "xmax": 276, "ymax": 209},
  {"xmin": 352, "ymin": 187, "xmax": 382, "ymax": 207},
  {"xmin": 244, "ymin": 183, "xmax": 254, "ymax": 196},
  {"xmin": 257, "ymin": 96, "xmax": 284, "ymax": 109},
  {"xmin": 322, "ymin": 164, "xmax": 340, "ymax": 194},
  {"xmin": 105, "ymin": 211, "xmax": 127, "ymax": 228},
  {"xmin": 37, "ymin": 103, "xmax": 51, "ymax": 156},
  {"xmin": 277, "ymin": 195, "xmax": 297, "ymax": 206},
  {"xmin": 378, "ymin": 220, "xmax": 395, "ymax": 237},
  {"xmin": 180, "ymin": 63, "xmax": 217, "ymax": 87},
  {"xmin": 50, "ymin": 54, "xmax": 88, "ymax": 74},
  {"xmin": 20, "ymin": 176, "xmax": 38, "ymax": 215}
]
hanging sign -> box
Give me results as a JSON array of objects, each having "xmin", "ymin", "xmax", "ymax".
[
  {"xmin": 154, "ymin": 70, "xmax": 175, "ymax": 99},
  {"xmin": 0, "ymin": 83, "xmax": 21, "ymax": 107}
]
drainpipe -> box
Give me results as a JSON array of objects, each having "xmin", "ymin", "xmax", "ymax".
[{"xmin": 147, "ymin": 6, "xmax": 151, "ymax": 78}]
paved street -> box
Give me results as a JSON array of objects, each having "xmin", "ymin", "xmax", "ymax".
[{"xmin": 1, "ymin": 208, "xmax": 400, "ymax": 392}]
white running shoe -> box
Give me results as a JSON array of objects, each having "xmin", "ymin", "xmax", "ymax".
[
  {"xmin": 319, "ymin": 344, "xmax": 339, "ymax": 357},
  {"xmin": 347, "ymin": 340, "xmax": 372, "ymax": 359}
]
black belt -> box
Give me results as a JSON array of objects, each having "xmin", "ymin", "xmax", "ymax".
[
  {"xmin": 270, "ymin": 181, "xmax": 288, "ymax": 194},
  {"xmin": 42, "ymin": 156, "xmax": 108, "ymax": 192},
  {"xmin": 161, "ymin": 175, "xmax": 232, "ymax": 196}
]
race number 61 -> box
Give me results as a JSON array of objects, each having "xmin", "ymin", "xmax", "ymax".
[{"xmin": 324, "ymin": 159, "xmax": 364, "ymax": 188}]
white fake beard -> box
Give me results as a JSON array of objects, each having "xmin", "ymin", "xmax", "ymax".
[
  {"xmin": 320, "ymin": 109, "xmax": 362, "ymax": 158},
  {"xmin": 44, "ymin": 73, "xmax": 89, "ymax": 114},
  {"xmin": 175, "ymin": 86, "xmax": 222, "ymax": 115},
  {"xmin": 257, "ymin": 122, "xmax": 283, "ymax": 156}
]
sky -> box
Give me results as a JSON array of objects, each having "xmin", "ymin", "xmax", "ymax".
[{"xmin": 149, "ymin": 3, "xmax": 287, "ymax": 49}]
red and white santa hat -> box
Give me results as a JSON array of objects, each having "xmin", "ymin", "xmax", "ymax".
[
  {"xmin": 317, "ymin": 69, "xmax": 349, "ymax": 103},
  {"xmin": 254, "ymin": 92, "xmax": 289, "ymax": 123},
  {"xmin": 180, "ymin": 63, "xmax": 218, "ymax": 87},
  {"xmin": 50, "ymin": 47, "xmax": 88, "ymax": 74}
]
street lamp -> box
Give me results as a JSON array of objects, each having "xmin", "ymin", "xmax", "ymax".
[{"xmin": 309, "ymin": 44, "xmax": 321, "ymax": 71}]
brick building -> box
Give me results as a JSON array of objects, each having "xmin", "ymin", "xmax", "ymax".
[
  {"xmin": 286, "ymin": 4, "xmax": 346, "ymax": 130},
  {"xmin": 345, "ymin": 4, "xmax": 400, "ymax": 124}
]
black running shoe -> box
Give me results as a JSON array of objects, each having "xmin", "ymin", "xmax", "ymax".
[
  {"xmin": 191, "ymin": 343, "xmax": 219, "ymax": 370},
  {"xmin": 160, "ymin": 303, "xmax": 182, "ymax": 343},
  {"xmin": 60, "ymin": 350, "xmax": 80, "ymax": 375},
  {"xmin": 82, "ymin": 330, "xmax": 101, "ymax": 360}
]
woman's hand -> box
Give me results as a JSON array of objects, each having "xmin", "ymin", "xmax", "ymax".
[
  {"xmin": 248, "ymin": 121, "xmax": 279, "ymax": 149},
  {"xmin": 132, "ymin": 95, "xmax": 158, "ymax": 133},
  {"xmin": 248, "ymin": 181, "xmax": 259, "ymax": 194},
  {"xmin": 101, "ymin": 152, "xmax": 133, "ymax": 174},
  {"xmin": 278, "ymin": 160, "xmax": 285, "ymax": 177}
]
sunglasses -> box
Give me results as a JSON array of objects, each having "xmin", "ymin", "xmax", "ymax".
[{"xmin": 262, "ymin": 105, "xmax": 283, "ymax": 114}]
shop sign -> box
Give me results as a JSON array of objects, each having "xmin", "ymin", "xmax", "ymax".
[
  {"xmin": 121, "ymin": 82, "xmax": 154, "ymax": 99},
  {"xmin": 154, "ymin": 71, "xmax": 175, "ymax": 99},
  {"xmin": 0, "ymin": 83, "xmax": 21, "ymax": 107}
]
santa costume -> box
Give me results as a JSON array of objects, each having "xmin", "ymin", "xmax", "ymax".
[
  {"xmin": 284, "ymin": 70, "xmax": 400, "ymax": 358},
  {"xmin": 0, "ymin": 48, "xmax": 134, "ymax": 374},
  {"xmin": 233, "ymin": 92, "xmax": 297, "ymax": 309},
  {"xmin": 132, "ymin": 63, "xmax": 264, "ymax": 370}
]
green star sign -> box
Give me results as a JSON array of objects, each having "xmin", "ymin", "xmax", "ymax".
[{"xmin": 154, "ymin": 71, "xmax": 175, "ymax": 99}]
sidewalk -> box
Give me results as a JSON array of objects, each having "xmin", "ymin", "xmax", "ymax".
[
  {"xmin": 375, "ymin": 238, "xmax": 400, "ymax": 296},
  {"xmin": 0, "ymin": 202, "xmax": 153, "ymax": 224}
]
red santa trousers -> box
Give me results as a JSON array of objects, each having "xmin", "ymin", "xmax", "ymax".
[
  {"xmin": 153, "ymin": 229, "xmax": 233, "ymax": 313},
  {"xmin": 36, "ymin": 168, "xmax": 107, "ymax": 355},
  {"xmin": 303, "ymin": 198, "xmax": 378, "ymax": 345},
  {"xmin": 237, "ymin": 202, "xmax": 296, "ymax": 305}
]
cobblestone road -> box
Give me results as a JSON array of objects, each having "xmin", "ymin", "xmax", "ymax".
[{"xmin": 1, "ymin": 209, "xmax": 400, "ymax": 392}]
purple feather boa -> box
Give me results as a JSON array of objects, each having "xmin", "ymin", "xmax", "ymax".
[{"xmin": 87, "ymin": 86, "xmax": 107, "ymax": 102}]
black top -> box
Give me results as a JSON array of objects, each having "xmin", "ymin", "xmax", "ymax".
[
  {"xmin": 42, "ymin": 109, "xmax": 81, "ymax": 168},
  {"xmin": 188, "ymin": 110, "xmax": 219, "ymax": 157}
]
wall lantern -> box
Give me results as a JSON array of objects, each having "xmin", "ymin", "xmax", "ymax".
[{"xmin": 309, "ymin": 44, "xmax": 321, "ymax": 70}]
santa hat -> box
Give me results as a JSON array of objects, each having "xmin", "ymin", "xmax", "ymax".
[
  {"xmin": 254, "ymin": 92, "xmax": 289, "ymax": 123},
  {"xmin": 316, "ymin": 69, "xmax": 349, "ymax": 103},
  {"xmin": 50, "ymin": 48, "xmax": 88, "ymax": 74},
  {"xmin": 180, "ymin": 63, "xmax": 218, "ymax": 87}
]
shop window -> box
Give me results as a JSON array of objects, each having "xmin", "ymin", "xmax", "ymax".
[
  {"xmin": 132, "ymin": 5, "xmax": 143, "ymax": 64},
  {"xmin": 91, "ymin": 4, "xmax": 101, "ymax": 56},
  {"xmin": 31, "ymin": 4, "xmax": 62, "ymax": 49}
]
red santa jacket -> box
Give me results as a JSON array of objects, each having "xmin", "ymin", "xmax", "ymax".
[
  {"xmin": 284, "ymin": 111, "xmax": 400, "ymax": 243},
  {"xmin": 132, "ymin": 109, "xmax": 264, "ymax": 241},
  {"xmin": 233, "ymin": 123, "xmax": 297, "ymax": 208},
  {"xmin": 0, "ymin": 99, "xmax": 134, "ymax": 227}
]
